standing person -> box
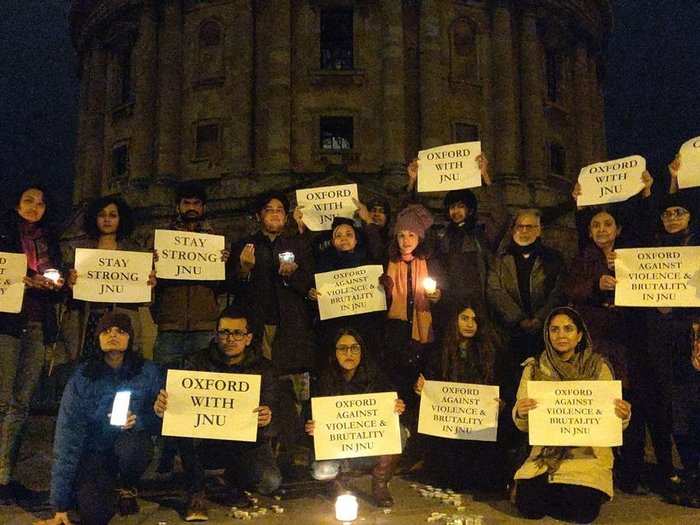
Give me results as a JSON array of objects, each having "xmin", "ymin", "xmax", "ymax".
[
  {"xmin": 152, "ymin": 181, "xmax": 228, "ymax": 369},
  {"xmin": 305, "ymin": 328, "xmax": 405, "ymax": 507},
  {"xmin": 41, "ymin": 312, "xmax": 161, "ymax": 525},
  {"xmin": 512, "ymin": 307, "xmax": 631, "ymax": 523},
  {"xmin": 487, "ymin": 209, "xmax": 566, "ymax": 403},
  {"xmin": 228, "ymin": 191, "xmax": 316, "ymax": 464},
  {"xmin": 154, "ymin": 305, "xmax": 281, "ymax": 521},
  {"xmin": 382, "ymin": 204, "xmax": 443, "ymax": 406},
  {"xmin": 64, "ymin": 196, "xmax": 144, "ymax": 361},
  {"xmin": 413, "ymin": 303, "xmax": 506, "ymax": 492},
  {"xmin": 646, "ymin": 193, "xmax": 699, "ymax": 493},
  {"xmin": 0, "ymin": 184, "xmax": 65, "ymax": 504}
]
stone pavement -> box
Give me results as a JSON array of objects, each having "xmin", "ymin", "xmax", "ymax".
[{"xmin": 2, "ymin": 416, "xmax": 699, "ymax": 524}]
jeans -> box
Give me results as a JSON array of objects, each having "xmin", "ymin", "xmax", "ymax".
[
  {"xmin": 0, "ymin": 323, "xmax": 45, "ymax": 484},
  {"xmin": 153, "ymin": 331, "xmax": 213, "ymax": 368},
  {"xmin": 75, "ymin": 431, "xmax": 153, "ymax": 525}
]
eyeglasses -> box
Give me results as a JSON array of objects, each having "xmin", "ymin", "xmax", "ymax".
[
  {"xmin": 217, "ymin": 329, "xmax": 249, "ymax": 341},
  {"xmin": 661, "ymin": 208, "xmax": 689, "ymax": 219},
  {"xmin": 336, "ymin": 344, "xmax": 361, "ymax": 355},
  {"xmin": 514, "ymin": 224, "xmax": 540, "ymax": 231}
]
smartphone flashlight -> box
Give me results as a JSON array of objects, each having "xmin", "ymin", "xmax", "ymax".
[
  {"xmin": 110, "ymin": 391, "xmax": 131, "ymax": 426},
  {"xmin": 278, "ymin": 252, "xmax": 295, "ymax": 264}
]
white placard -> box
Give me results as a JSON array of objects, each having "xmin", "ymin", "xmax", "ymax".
[
  {"xmin": 162, "ymin": 369, "xmax": 261, "ymax": 442},
  {"xmin": 73, "ymin": 248, "xmax": 153, "ymax": 303},
  {"xmin": 677, "ymin": 136, "xmax": 700, "ymax": 189},
  {"xmin": 295, "ymin": 184, "xmax": 358, "ymax": 231},
  {"xmin": 315, "ymin": 265, "xmax": 387, "ymax": 321},
  {"xmin": 0, "ymin": 252, "xmax": 27, "ymax": 314},
  {"xmin": 154, "ymin": 229, "xmax": 225, "ymax": 281},
  {"xmin": 614, "ymin": 246, "xmax": 700, "ymax": 307},
  {"xmin": 311, "ymin": 392, "xmax": 402, "ymax": 460},
  {"xmin": 417, "ymin": 141, "xmax": 482, "ymax": 192},
  {"xmin": 576, "ymin": 155, "xmax": 646, "ymax": 206},
  {"xmin": 527, "ymin": 380, "xmax": 623, "ymax": 447},
  {"xmin": 418, "ymin": 380, "xmax": 499, "ymax": 442}
]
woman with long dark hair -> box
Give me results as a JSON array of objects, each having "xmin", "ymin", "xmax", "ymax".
[
  {"xmin": 512, "ymin": 307, "xmax": 631, "ymax": 523},
  {"xmin": 305, "ymin": 328, "xmax": 406, "ymax": 507},
  {"xmin": 0, "ymin": 184, "xmax": 64, "ymax": 504},
  {"xmin": 414, "ymin": 303, "xmax": 506, "ymax": 491},
  {"xmin": 45, "ymin": 312, "xmax": 161, "ymax": 525}
]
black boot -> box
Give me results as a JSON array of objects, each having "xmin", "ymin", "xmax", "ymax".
[{"xmin": 371, "ymin": 455, "xmax": 400, "ymax": 507}]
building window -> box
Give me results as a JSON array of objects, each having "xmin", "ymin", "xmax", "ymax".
[
  {"xmin": 545, "ymin": 49, "xmax": 562, "ymax": 102},
  {"xmin": 112, "ymin": 143, "xmax": 129, "ymax": 179},
  {"xmin": 320, "ymin": 9, "xmax": 353, "ymax": 70},
  {"xmin": 197, "ymin": 20, "xmax": 224, "ymax": 83},
  {"xmin": 450, "ymin": 18, "xmax": 479, "ymax": 82},
  {"xmin": 195, "ymin": 122, "xmax": 221, "ymax": 159},
  {"xmin": 549, "ymin": 142, "xmax": 566, "ymax": 176},
  {"xmin": 320, "ymin": 117, "xmax": 353, "ymax": 151},
  {"xmin": 453, "ymin": 122, "xmax": 479, "ymax": 143}
]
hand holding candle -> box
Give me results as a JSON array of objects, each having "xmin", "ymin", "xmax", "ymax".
[{"xmin": 423, "ymin": 277, "xmax": 440, "ymax": 302}]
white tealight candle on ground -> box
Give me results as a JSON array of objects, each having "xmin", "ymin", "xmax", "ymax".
[
  {"xmin": 423, "ymin": 277, "xmax": 437, "ymax": 294},
  {"xmin": 43, "ymin": 268, "xmax": 61, "ymax": 284},
  {"xmin": 335, "ymin": 494, "xmax": 358, "ymax": 523}
]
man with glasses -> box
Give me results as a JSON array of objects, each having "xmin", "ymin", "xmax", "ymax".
[
  {"xmin": 488, "ymin": 209, "xmax": 565, "ymax": 400},
  {"xmin": 154, "ymin": 305, "xmax": 280, "ymax": 521}
]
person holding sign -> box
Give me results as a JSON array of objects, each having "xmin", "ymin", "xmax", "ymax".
[
  {"xmin": 512, "ymin": 307, "xmax": 631, "ymax": 523},
  {"xmin": 153, "ymin": 305, "xmax": 280, "ymax": 522},
  {"xmin": 414, "ymin": 303, "xmax": 506, "ymax": 491},
  {"xmin": 382, "ymin": 204, "xmax": 444, "ymax": 407},
  {"xmin": 305, "ymin": 329, "xmax": 405, "ymax": 507},
  {"xmin": 43, "ymin": 312, "xmax": 161, "ymax": 525},
  {"xmin": 0, "ymin": 184, "xmax": 65, "ymax": 504},
  {"xmin": 63, "ymin": 196, "xmax": 147, "ymax": 362}
]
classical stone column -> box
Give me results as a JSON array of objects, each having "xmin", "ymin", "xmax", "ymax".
[
  {"xmin": 519, "ymin": 9, "xmax": 546, "ymax": 182},
  {"xmin": 230, "ymin": 0, "xmax": 254, "ymax": 174},
  {"xmin": 130, "ymin": 0, "xmax": 158, "ymax": 182},
  {"xmin": 156, "ymin": 0, "xmax": 183, "ymax": 181},
  {"xmin": 380, "ymin": 0, "xmax": 406, "ymax": 175},
  {"xmin": 419, "ymin": 0, "xmax": 444, "ymax": 148},
  {"xmin": 490, "ymin": 1, "xmax": 520, "ymax": 181},
  {"xmin": 80, "ymin": 41, "xmax": 107, "ymax": 201},
  {"xmin": 574, "ymin": 45, "xmax": 593, "ymax": 170},
  {"xmin": 256, "ymin": 0, "xmax": 291, "ymax": 175},
  {"xmin": 590, "ymin": 56, "xmax": 607, "ymax": 161}
]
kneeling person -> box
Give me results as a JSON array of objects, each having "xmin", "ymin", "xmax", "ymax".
[{"xmin": 154, "ymin": 305, "xmax": 281, "ymax": 522}]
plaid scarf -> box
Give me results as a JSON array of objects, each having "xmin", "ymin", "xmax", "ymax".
[{"xmin": 19, "ymin": 220, "xmax": 52, "ymax": 273}]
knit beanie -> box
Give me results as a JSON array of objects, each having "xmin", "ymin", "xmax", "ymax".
[
  {"xmin": 95, "ymin": 312, "xmax": 134, "ymax": 344},
  {"xmin": 394, "ymin": 204, "xmax": 434, "ymax": 239},
  {"xmin": 659, "ymin": 192, "xmax": 691, "ymax": 215}
]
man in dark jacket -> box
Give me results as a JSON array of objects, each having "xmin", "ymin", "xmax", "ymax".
[
  {"xmin": 487, "ymin": 209, "xmax": 565, "ymax": 400},
  {"xmin": 154, "ymin": 305, "xmax": 280, "ymax": 521}
]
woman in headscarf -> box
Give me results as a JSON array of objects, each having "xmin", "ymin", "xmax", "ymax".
[{"xmin": 512, "ymin": 307, "xmax": 631, "ymax": 523}]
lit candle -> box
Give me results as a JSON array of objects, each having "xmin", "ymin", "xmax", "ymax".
[
  {"xmin": 278, "ymin": 252, "xmax": 295, "ymax": 264},
  {"xmin": 423, "ymin": 277, "xmax": 437, "ymax": 295},
  {"xmin": 43, "ymin": 268, "xmax": 61, "ymax": 284},
  {"xmin": 335, "ymin": 494, "xmax": 358, "ymax": 523}
]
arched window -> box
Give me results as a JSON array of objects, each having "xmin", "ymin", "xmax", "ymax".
[
  {"xmin": 196, "ymin": 20, "xmax": 224, "ymax": 84},
  {"xmin": 450, "ymin": 18, "xmax": 479, "ymax": 82}
]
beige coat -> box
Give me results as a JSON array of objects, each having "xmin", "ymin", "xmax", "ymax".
[{"xmin": 512, "ymin": 360, "xmax": 629, "ymax": 498}]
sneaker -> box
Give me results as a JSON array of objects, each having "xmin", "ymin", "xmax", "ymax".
[
  {"xmin": 117, "ymin": 487, "xmax": 139, "ymax": 516},
  {"xmin": 185, "ymin": 492, "xmax": 209, "ymax": 522}
]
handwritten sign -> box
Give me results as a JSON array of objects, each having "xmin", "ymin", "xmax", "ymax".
[
  {"xmin": 417, "ymin": 142, "xmax": 482, "ymax": 192},
  {"xmin": 677, "ymin": 136, "xmax": 700, "ymax": 189},
  {"xmin": 295, "ymin": 184, "xmax": 358, "ymax": 231},
  {"xmin": 0, "ymin": 252, "xmax": 27, "ymax": 313},
  {"xmin": 162, "ymin": 369, "xmax": 261, "ymax": 441},
  {"xmin": 576, "ymin": 155, "xmax": 645, "ymax": 206},
  {"xmin": 311, "ymin": 392, "xmax": 401, "ymax": 460},
  {"xmin": 417, "ymin": 380, "xmax": 499, "ymax": 442},
  {"xmin": 315, "ymin": 265, "xmax": 386, "ymax": 321},
  {"xmin": 527, "ymin": 380, "xmax": 623, "ymax": 447},
  {"xmin": 73, "ymin": 248, "xmax": 153, "ymax": 303},
  {"xmin": 154, "ymin": 229, "xmax": 225, "ymax": 281},
  {"xmin": 614, "ymin": 246, "xmax": 700, "ymax": 307}
]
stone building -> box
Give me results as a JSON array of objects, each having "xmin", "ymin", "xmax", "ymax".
[{"xmin": 69, "ymin": 0, "xmax": 611, "ymax": 250}]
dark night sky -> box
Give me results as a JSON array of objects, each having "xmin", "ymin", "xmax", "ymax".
[{"xmin": 1, "ymin": 0, "xmax": 698, "ymax": 223}]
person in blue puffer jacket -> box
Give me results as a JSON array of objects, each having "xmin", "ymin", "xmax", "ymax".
[{"xmin": 43, "ymin": 312, "xmax": 162, "ymax": 525}]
